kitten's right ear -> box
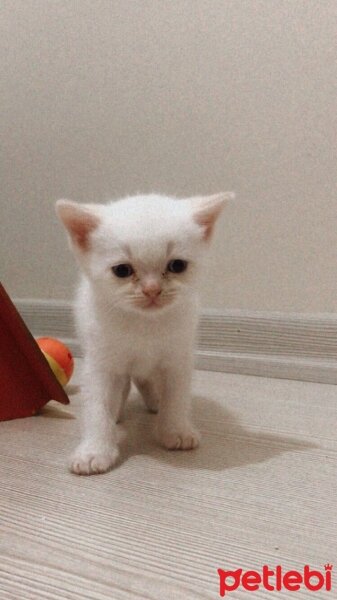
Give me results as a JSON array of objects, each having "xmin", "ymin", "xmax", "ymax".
[{"xmin": 55, "ymin": 199, "xmax": 101, "ymax": 251}]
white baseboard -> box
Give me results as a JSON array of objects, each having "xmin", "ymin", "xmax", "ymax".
[{"xmin": 15, "ymin": 299, "xmax": 337, "ymax": 385}]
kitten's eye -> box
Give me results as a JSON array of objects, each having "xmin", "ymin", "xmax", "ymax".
[
  {"xmin": 167, "ymin": 259, "xmax": 188, "ymax": 274},
  {"xmin": 112, "ymin": 263, "xmax": 134, "ymax": 278}
]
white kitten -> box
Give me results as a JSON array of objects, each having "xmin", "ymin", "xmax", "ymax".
[{"xmin": 56, "ymin": 192, "xmax": 231, "ymax": 475}]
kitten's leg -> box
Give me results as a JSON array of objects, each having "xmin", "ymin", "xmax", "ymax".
[
  {"xmin": 134, "ymin": 376, "xmax": 160, "ymax": 413},
  {"xmin": 70, "ymin": 361, "xmax": 126, "ymax": 475},
  {"xmin": 156, "ymin": 361, "xmax": 200, "ymax": 451},
  {"xmin": 116, "ymin": 377, "xmax": 131, "ymax": 423}
]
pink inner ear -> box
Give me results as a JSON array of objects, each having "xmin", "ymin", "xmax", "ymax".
[
  {"xmin": 194, "ymin": 209, "xmax": 222, "ymax": 241},
  {"xmin": 193, "ymin": 196, "xmax": 225, "ymax": 241},
  {"xmin": 195, "ymin": 214, "xmax": 214, "ymax": 241},
  {"xmin": 70, "ymin": 214, "xmax": 99, "ymax": 251}
]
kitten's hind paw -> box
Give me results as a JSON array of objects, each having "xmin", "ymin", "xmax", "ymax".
[
  {"xmin": 134, "ymin": 378, "xmax": 159, "ymax": 413},
  {"xmin": 69, "ymin": 444, "xmax": 119, "ymax": 475},
  {"xmin": 158, "ymin": 426, "xmax": 200, "ymax": 451},
  {"xmin": 144, "ymin": 397, "xmax": 159, "ymax": 414}
]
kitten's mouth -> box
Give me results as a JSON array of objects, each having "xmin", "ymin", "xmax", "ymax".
[
  {"xmin": 143, "ymin": 299, "xmax": 164, "ymax": 309},
  {"xmin": 132, "ymin": 295, "xmax": 175, "ymax": 311},
  {"xmin": 141, "ymin": 296, "xmax": 174, "ymax": 310}
]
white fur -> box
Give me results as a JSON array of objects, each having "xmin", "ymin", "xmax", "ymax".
[{"xmin": 56, "ymin": 193, "xmax": 231, "ymax": 474}]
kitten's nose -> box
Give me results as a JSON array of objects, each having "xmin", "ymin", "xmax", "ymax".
[{"xmin": 142, "ymin": 281, "xmax": 162, "ymax": 298}]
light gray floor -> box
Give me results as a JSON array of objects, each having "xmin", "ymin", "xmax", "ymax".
[{"xmin": 1, "ymin": 363, "xmax": 336, "ymax": 599}]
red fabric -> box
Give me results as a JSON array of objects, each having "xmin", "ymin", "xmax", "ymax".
[{"xmin": 0, "ymin": 282, "xmax": 69, "ymax": 421}]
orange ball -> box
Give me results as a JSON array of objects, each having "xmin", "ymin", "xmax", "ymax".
[{"xmin": 36, "ymin": 337, "xmax": 74, "ymax": 386}]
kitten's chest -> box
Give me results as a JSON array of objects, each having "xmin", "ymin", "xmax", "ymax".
[
  {"xmin": 107, "ymin": 317, "xmax": 191, "ymax": 376},
  {"xmin": 122, "ymin": 328, "xmax": 168, "ymax": 375}
]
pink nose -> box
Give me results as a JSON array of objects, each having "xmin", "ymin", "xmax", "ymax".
[{"xmin": 142, "ymin": 282, "xmax": 162, "ymax": 298}]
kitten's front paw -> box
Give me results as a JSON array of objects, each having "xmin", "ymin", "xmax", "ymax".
[
  {"xmin": 158, "ymin": 426, "xmax": 200, "ymax": 451},
  {"xmin": 69, "ymin": 443, "xmax": 119, "ymax": 475}
]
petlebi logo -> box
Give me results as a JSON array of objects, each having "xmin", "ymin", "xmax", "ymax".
[{"xmin": 217, "ymin": 564, "xmax": 333, "ymax": 596}]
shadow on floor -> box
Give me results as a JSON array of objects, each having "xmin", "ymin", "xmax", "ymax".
[
  {"xmin": 118, "ymin": 393, "xmax": 317, "ymax": 472},
  {"xmin": 39, "ymin": 404, "xmax": 75, "ymax": 419}
]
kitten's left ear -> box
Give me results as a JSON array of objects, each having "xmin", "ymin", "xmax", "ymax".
[{"xmin": 192, "ymin": 192, "xmax": 235, "ymax": 241}]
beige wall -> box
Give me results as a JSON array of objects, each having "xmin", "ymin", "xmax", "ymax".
[{"xmin": 1, "ymin": 0, "xmax": 336, "ymax": 312}]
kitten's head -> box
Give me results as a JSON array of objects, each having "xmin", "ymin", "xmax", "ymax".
[{"xmin": 56, "ymin": 193, "xmax": 233, "ymax": 314}]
